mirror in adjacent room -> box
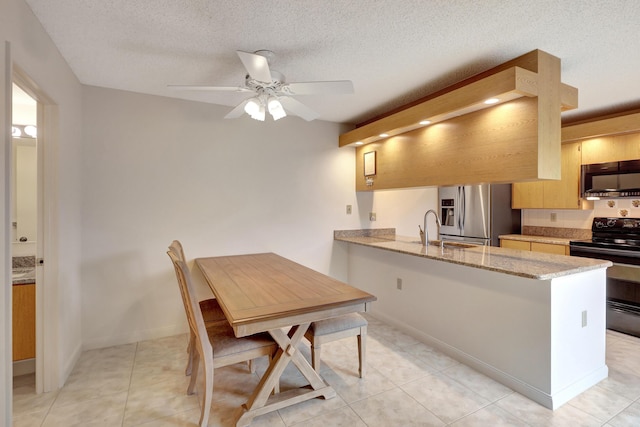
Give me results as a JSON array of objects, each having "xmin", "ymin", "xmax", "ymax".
[{"xmin": 11, "ymin": 84, "xmax": 38, "ymax": 249}]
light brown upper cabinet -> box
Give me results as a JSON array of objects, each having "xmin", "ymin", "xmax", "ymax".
[
  {"xmin": 339, "ymin": 50, "xmax": 578, "ymax": 191},
  {"xmin": 564, "ymin": 110, "xmax": 640, "ymax": 165},
  {"xmin": 512, "ymin": 142, "xmax": 583, "ymax": 209}
]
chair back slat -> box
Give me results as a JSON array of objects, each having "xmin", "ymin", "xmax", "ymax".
[
  {"xmin": 169, "ymin": 240, "xmax": 187, "ymax": 262},
  {"xmin": 167, "ymin": 250, "xmax": 213, "ymax": 360}
]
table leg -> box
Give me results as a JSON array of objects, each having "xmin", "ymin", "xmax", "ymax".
[{"xmin": 236, "ymin": 323, "xmax": 336, "ymax": 427}]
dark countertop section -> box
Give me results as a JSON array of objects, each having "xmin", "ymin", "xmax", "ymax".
[{"xmin": 12, "ymin": 256, "xmax": 36, "ymax": 285}]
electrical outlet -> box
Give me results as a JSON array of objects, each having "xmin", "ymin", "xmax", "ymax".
[
  {"xmin": 582, "ymin": 310, "xmax": 587, "ymax": 327},
  {"xmin": 369, "ymin": 212, "xmax": 376, "ymax": 221},
  {"xmin": 397, "ymin": 278, "xmax": 402, "ymax": 290},
  {"xmin": 550, "ymin": 212, "xmax": 557, "ymax": 222},
  {"xmin": 346, "ymin": 205, "xmax": 352, "ymax": 214}
]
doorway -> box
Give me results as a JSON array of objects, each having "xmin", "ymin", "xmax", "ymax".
[{"xmin": 11, "ymin": 82, "xmax": 39, "ymax": 386}]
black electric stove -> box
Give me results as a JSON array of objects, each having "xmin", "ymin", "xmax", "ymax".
[{"xmin": 570, "ymin": 217, "xmax": 640, "ymax": 337}]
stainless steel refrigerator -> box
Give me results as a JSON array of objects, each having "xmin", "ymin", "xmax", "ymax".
[{"xmin": 438, "ymin": 184, "xmax": 521, "ymax": 246}]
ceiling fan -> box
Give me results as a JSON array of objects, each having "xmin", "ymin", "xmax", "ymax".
[{"xmin": 168, "ymin": 50, "xmax": 354, "ymax": 121}]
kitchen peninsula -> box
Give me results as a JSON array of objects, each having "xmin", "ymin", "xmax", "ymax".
[{"xmin": 335, "ymin": 228, "xmax": 611, "ymax": 410}]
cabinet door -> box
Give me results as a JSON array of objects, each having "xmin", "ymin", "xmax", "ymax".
[
  {"xmin": 512, "ymin": 181, "xmax": 543, "ymax": 209},
  {"xmin": 500, "ymin": 239, "xmax": 531, "ymax": 250},
  {"xmin": 581, "ymin": 133, "xmax": 640, "ymax": 164},
  {"xmin": 13, "ymin": 283, "xmax": 36, "ymax": 361},
  {"xmin": 543, "ymin": 142, "xmax": 582, "ymax": 208},
  {"xmin": 531, "ymin": 242, "xmax": 567, "ymax": 255},
  {"xmin": 512, "ymin": 142, "xmax": 582, "ymax": 209}
]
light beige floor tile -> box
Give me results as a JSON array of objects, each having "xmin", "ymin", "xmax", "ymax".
[
  {"xmin": 52, "ymin": 369, "xmax": 132, "ymax": 408},
  {"xmin": 132, "ymin": 407, "xmax": 202, "ymax": 426},
  {"xmin": 276, "ymin": 392, "xmax": 347, "ymax": 426},
  {"xmin": 401, "ymin": 372, "xmax": 490, "ymax": 423},
  {"xmin": 13, "ymin": 321, "xmax": 640, "ymax": 427},
  {"xmin": 449, "ymin": 403, "xmax": 529, "ymax": 426},
  {"xmin": 403, "ymin": 342, "xmax": 460, "ymax": 371},
  {"xmin": 496, "ymin": 392, "xmax": 602, "ymax": 426},
  {"xmin": 567, "ymin": 383, "xmax": 634, "ymax": 422},
  {"xmin": 367, "ymin": 347, "xmax": 435, "ymax": 385},
  {"xmin": 13, "ymin": 384, "xmax": 58, "ymax": 416},
  {"xmin": 311, "ymin": 338, "xmax": 362, "ymax": 377},
  {"xmin": 442, "ymin": 363, "xmax": 513, "ymax": 402},
  {"xmin": 290, "ymin": 405, "xmax": 366, "ymax": 427},
  {"xmin": 606, "ymin": 338, "xmax": 640, "ymax": 375},
  {"xmin": 202, "ymin": 363, "xmax": 262, "ymax": 405},
  {"xmin": 12, "ymin": 410, "xmax": 48, "ymax": 427},
  {"xmin": 124, "ymin": 376, "xmax": 200, "ymax": 426},
  {"xmin": 605, "ymin": 401, "xmax": 640, "ymax": 427},
  {"xmin": 41, "ymin": 391, "xmax": 127, "ymax": 427},
  {"xmin": 369, "ymin": 324, "xmax": 420, "ymax": 347},
  {"xmin": 320, "ymin": 365, "xmax": 395, "ymax": 404},
  {"xmin": 350, "ymin": 387, "xmax": 445, "ymax": 426},
  {"xmin": 597, "ymin": 366, "xmax": 640, "ymax": 401}
]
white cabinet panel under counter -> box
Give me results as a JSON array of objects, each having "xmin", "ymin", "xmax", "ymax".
[{"xmin": 334, "ymin": 228, "xmax": 610, "ymax": 410}]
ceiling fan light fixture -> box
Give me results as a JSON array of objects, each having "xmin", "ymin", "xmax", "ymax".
[
  {"xmin": 268, "ymin": 97, "xmax": 287, "ymax": 121},
  {"xmin": 244, "ymin": 98, "xmax": 261, "ymax": 116},
  {"xmin": 251, "ymin": 104, "xmax": 266, "ymax": 121}
]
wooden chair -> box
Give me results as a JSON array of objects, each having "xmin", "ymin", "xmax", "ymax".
[
  {"xmin": 305, "ymin": 313, "xmax": 368, "ymax": 378},
  {"xmin": 169, "ymin": 240, "xmax": 227, "ymax": 376},
  {"xmin": 167, "ymin": 250, "xmax": 278, "ymax": 427}
]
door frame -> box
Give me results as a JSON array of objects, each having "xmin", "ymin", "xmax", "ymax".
[
  {"xmin": 2, "ymin": 39, "xmax": 13, "ymax": 427},
  {"xmin": 12, "ymin": 65, "xmax": 60, "ymax": 394}
]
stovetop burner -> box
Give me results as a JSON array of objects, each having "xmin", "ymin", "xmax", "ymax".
[{"xmin": 570, "ymin": 217, "xmax": 640, "ymax": 251}]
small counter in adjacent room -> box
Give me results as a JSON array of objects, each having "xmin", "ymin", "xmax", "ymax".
[{"xmin": 334, "ymin": 228, "xmax": 611, "ymax": 410}]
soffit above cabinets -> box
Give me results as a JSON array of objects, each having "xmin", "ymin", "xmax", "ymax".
[
  {"xmin": 343, "ymin": 50, "xmax": 577, "ymax": 191},
  {"xmin": 340, "ymin": 50, "xmax": 577, "ymax": 148}
]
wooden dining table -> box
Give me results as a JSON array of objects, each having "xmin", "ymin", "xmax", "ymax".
[{"xmin": 195, "ymin": 252, "xmax": 376, "ymax": 427}]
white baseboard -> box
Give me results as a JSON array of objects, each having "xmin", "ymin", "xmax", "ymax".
[{"xmin": 81, "ymin": 324, "xmax": 188, "ymax": 352}]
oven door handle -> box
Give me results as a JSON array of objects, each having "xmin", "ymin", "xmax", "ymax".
[{"xmin": 571, "ymin": 245, "xmax": 640, "ymax": 258}]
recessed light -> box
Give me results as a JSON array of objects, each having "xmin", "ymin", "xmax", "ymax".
[
  {"xmin": 379, "ymin": 133, "xmax": 389, "ymax": 138},
  {"xmin": 419, "ymin": 120, "xmax": 431, "ymax": 126},
  {"xmin": 484, "ymin": 98, "xmax": 500, "ymax": 105},
  {"xmin": 355, "ymin": 141, "xmax": 364, "ymax": 145}
]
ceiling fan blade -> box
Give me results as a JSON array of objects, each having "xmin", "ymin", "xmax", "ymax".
[
  {"xmin": 278, "ymin": 97, "xmax": 320, "ymax": 121},
  {"xmin": 167, "ymin": 85, "xmax": 252, "ymax": 92},
  {"xmin": 284, "ymin": 80, "xmax": 354, "ymax": 95},
  {"xmin": 237, "ymin": 51, "xmax": 272, "ymax": 83},
  {"xmin": 224, "ymin": 100, "xmax": 249, "ymax": 119}
]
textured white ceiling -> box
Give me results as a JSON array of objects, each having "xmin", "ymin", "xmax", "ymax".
[{"xmin": 23, "ymin": 0, "xmax": 640, "ymax": 124}]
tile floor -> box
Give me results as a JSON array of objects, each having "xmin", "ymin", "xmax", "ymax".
[{"xmin": 12, "ymin": 314, "xmax": 640, "ymax": 426}]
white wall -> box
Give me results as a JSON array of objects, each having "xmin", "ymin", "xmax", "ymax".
[
  {"xmin": 79, "ymin": 86, "xmax": 438, "ymax": 350},
  {"xmin": 2, "ymin": 0, "xmax": 85, "ymax": 416},
  {"xmin": 79, "ymin": 87, "xmax": 323, "ymax": 346}
]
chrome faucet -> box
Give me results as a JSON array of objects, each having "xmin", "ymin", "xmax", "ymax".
[{"xmin": 423, "ymin": 209, "xmax": 442, "ymax": 246}]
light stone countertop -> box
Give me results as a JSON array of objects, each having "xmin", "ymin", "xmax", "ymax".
[
  {"xmin": 334, "ymin": 229, "xmax": 610, "ymax": 280},
  {"xmin": 499, "ymin": 234, "xmax": 576, "ymax": 246}
]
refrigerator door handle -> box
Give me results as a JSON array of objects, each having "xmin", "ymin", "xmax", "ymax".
[
  {"xmin": 460, "ymin": 186, "xmax": 466, "ymax": 230},
  {"xmin": 456, "ymin": 186, "xmax": 462, "ymax": 230}
]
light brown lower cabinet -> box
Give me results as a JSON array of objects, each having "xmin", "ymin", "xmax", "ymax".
[
  {"xmin": 13, "ymin": 283, "xmax": 36, "ymax": 361},
  {"xmin": 500, "ymin": 239, "xmax": 570, "ymax": 255}
]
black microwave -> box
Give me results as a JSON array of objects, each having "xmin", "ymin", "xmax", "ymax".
[{"xmin": 581, "ymin": 160, "xmax": 640, "ymax": 198}]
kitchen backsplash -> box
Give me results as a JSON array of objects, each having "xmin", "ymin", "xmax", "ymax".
[{"xmin": 523, "ymin": 199, "xmax": 640, "ymax": 231}]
